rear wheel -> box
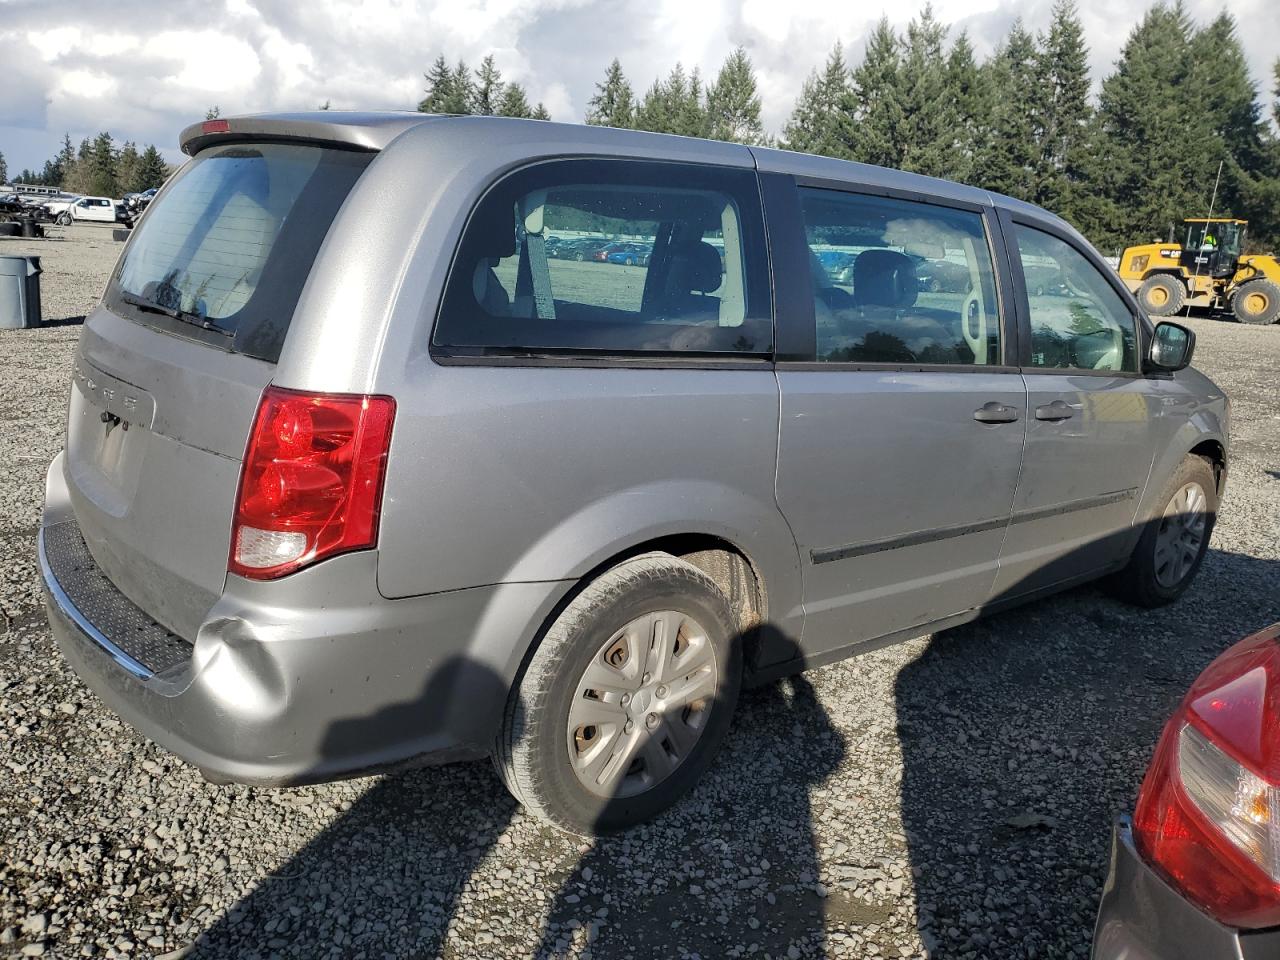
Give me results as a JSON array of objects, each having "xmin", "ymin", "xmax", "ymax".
[
  {"xmin": 1107, "ymin": 455, "xmax": 1216, "ymax": 607},
  {"xmin": 1137, "ymin": 274, "xmax": 1185, "ymax": 316},
  {"xmin": 1232, "ymin": 279, "xmax": 1280, "ymax": 325},
  {"xmin": 497, "ymin": 553, "xmax": 742, "ymax": 834}
]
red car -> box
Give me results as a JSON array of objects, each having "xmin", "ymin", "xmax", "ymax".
[{"xmin": 1094, "ymin": 622, "xmax": 1280, "ymax": 958}]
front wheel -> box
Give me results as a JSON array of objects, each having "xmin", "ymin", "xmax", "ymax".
[
  {"xmin": 1107, "ymin": 455, "xmax": 1217, "ymax": 607},
  {"xmin": 496, "ymin": 553, "xmax": 742, "ymax": 834},
  {"xmin": 56, "ymin": 212, "xmax": 72, "ymax": 226},
  {"xmin": 1232, "ymin": 279, "xmax": 1280, "ymax": 325}
]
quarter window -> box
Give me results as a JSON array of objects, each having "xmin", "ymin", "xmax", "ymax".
[
  {"xmin": 434, "ymin": 160, "xmax": 771, "ymax": 356},
  {"xmin": 797, "ymin": 188, "xmax": 1002, "ymax": 365},
  {"xmin": 1014, "ymin": 225, "xmax": 1137, "ymax": 372}
]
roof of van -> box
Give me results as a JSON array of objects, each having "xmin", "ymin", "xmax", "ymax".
[{"xmin": 179, "ymin": 111, "xmax": 1067, "ymax": 229}]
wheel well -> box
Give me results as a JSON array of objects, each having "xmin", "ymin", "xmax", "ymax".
[
  {"xmin": 511, "ymin": 534, "xmax": 769, "ymax": 696},
  {"xmin": 1190, "ymin": 440, "xmax": 1226, "ymax": 494}
]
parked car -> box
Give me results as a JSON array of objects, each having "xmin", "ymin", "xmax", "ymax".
[
  {"xmin": 1093, "ymin": 622, "xmax": 1280, "ymax": 960},
  {"xmin": 48, "ymin": 195, "xmax": 119, "ymax": 225},
  {"xmin": 915, "ymin": 257, "xmax": 972, "ymax": 294},
  {"xmin": 40, "ymin": 113, "xmax": 1228, "ymax": 837},
  {"xmin": 816, "ymin": 250, "xmax": 856, "ymax": 284},
  {"xmin": 547, "ymin": 237, "xmax": 604, "ymax": 260},
  {"xmin": 605, "ymin": 242, "xmax": 651, "ymax": 266}
]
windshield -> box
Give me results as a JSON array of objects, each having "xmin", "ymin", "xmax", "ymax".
[
  {"xmin": 1184, "ymin": 221, "xmax": 1243, "ymax": 258},
  {"xmin": 109, "ymin": 142, "xmax": 372, "ymax": 363}
]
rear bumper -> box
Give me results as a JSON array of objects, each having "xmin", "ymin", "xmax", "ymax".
[
  {"xmin": 1092, "ymin": 817, "xmax": 1280, "ymax": 960},
  {"xmin": 41, "ymin": 453, "xmax": 567, "ymax": 785}
]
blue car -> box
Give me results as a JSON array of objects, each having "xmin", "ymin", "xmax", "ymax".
[{"xmin": 605, "ymin": 243, "xmax": 651, "ymax": 267}]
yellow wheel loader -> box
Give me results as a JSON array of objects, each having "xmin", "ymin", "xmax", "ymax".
[{"xmin": 1118, "ymin": 218, "xmax": 1280, "ymax": 324}]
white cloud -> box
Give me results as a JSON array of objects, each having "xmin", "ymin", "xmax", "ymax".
[{"xmin": 0, "ymin": 0, "xmax": 1274, "ymax": 176}]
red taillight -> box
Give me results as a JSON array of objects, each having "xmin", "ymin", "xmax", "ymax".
[
  {"xmin": 202, "ymin": 119, "xmax": 230, "ymax": 134},
  {"xmin": 1134, "ymin": 623, "xmax": 1280, "ymax": 928},
  {"xmin": 230, "ymin": 386, "xmax": 395, "ymax": 580}
]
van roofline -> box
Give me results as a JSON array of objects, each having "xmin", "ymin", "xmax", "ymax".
[{"xmin": 179, "ymin": 110, "xmax": 1065, "ymax": 227}]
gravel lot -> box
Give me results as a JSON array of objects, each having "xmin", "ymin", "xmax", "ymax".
[{"xmin": 2, "ymin": 226, "xmax": 1278, "ymax": 960}]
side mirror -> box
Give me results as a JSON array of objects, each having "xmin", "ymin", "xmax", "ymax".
[{"xmin": 1148, "ymin": 321, "xmax": 1196, "ymax": 372}]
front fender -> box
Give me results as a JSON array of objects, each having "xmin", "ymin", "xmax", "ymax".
[{"xmin": 1135, "ymin": 387, "xmax": 1227, "ymax": 526}]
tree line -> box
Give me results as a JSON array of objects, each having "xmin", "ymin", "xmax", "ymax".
[
  {"xmin": 422, "ymin": 0, "xmax": 1279, "ymax": 253},
  {"xmin": 9, "ymin": 133, "xmax": 170, "ymax": 197}
]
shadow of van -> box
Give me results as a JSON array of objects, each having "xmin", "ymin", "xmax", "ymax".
[{"xmin": 191, "ymin": 519, "xmax": 1276, "ymax": 958}]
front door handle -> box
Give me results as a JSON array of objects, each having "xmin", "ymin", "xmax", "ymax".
[
  {"xmin": 1035, "ymin": 400, "xmax": 1075, "ymax": 422},
  {"xmin": 973, "ymin": 401, "xmax": 1021, "ymax": 424}
]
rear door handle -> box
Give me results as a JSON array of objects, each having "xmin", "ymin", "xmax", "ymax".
[
  {"xmin": 973, "ymin": 401, "xmax": 1021, "ymax": 424},
  {"xmin": 1035, "ymin": 400, "xmax": 1075, "ymax": 422}
]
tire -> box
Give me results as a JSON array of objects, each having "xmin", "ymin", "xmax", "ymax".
[
  {"xmin": 1137, "ymin": 274, "xmax": 1186, "ymax": 316},
  {"xmin": 1232, "ymin": 279, "xmax": 1280, "ymax": 325},
  {"xmin": 625, "ymin": 256, "xmax": 635, "ymax": 266},
  {"xmin": 575, "ymin": 252, "xmax": 585, "ymax": 262},
  {"xmin": 1107, "ymin": 455, "xmax": 1217, "ymax": 608},
  {"xmin": 497, "ymin": 552, "xmax": 742, "ymax": 834},
  {"xmin": 56, "ymin": 212, "xmax": 72, "ymax": 226}
]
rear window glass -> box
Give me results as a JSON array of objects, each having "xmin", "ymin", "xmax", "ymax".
[
  {"xmin": 434, "ymin": 159, "xmax": 772, "ymax": 357},
  {"xmin": 108, "ymin": 142, "xmax": 372, "ymax": 363}
]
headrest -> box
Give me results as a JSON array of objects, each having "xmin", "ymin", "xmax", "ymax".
[
  {"xmin": 853, "ymin": 249, "xmax": 918, "ymax": 309},
  {"xmin": 669, "ymin": 240, "xmax": 724, "ymax": 295}
]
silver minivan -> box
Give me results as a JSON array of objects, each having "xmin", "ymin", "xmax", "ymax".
[{"xmin": 40, "ymin": 113, "xmax": 1228, "ymax": 834}]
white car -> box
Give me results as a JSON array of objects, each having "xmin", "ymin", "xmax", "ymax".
[{"xmin": 50, "ymin": 196, "xmax": 119, "ymax": 225}]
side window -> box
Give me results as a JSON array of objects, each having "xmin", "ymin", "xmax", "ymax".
[
  {"xmin": 435, "ymin": 160, "xmax": 771, "ymax": 356},
  {"xmin": 1014, "ymin": 225, "xmax": 1137, "ymax": 372},
  {"xmin": 797, "ymin": 188, "xmax": 1001, "ymax": 365}
]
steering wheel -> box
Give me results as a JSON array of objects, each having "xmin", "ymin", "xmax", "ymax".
[{"xmin": 1092, "ymin": 335, "xmax": 1123, "ymax": 371}]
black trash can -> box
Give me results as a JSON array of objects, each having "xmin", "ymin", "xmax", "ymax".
[
  {"xmin": 20, "ymin": 219, "xmax": 44, "ymax": 239},
  {"xmin": 0, "ymin": 255, "xmax": 42, "ymax": 329}
]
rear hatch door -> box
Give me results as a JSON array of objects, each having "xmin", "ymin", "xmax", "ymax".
[{"xmin": 64, "ymin": 141, "xmax": 372, "ymax": 639}]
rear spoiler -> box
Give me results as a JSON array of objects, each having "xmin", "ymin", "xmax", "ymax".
[{"xmin": 179, "ymin": 111, "xmax": 445, "ymax": 157}]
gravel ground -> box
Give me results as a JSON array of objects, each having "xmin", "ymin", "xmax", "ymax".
[{"xmin": 1, "ymin": 227, "xmax": 1278, "ymax": 960}]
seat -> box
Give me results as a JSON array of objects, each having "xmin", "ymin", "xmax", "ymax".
[
  {"xmin": 472, "ymin": 257, "xmax": 511, "ymax": 316},
  {"xmin": 852, "ymin": 249, "xmax": 918, "ymax": 309},
  {"xmin": 659, "ymin": 240, "xmax": 724, "ymax": 323}
]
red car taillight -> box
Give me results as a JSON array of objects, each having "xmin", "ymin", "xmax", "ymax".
[
  {"xmin": 1134, "ymin": 623, "xmax": 1280, "ymax": 928},
  {"xmin": 230, "ymin": 386, "xmax": 395, "ymax": 580}
]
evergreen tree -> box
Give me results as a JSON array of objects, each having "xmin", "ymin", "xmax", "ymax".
[
  {"xmin": 1273, "ymin": 58, "xmax": 1280, "ymax": 127},
  {"xmin": 782, "ymin": 44, "xmax": 851, "ymax": 157},
  {"xmin": 87, "ymin": 132, "xmax": 119, "ymax": 197},
  {"xmin": 136, "ymin": 146, "xmax": 169, "ymax": 191},
  {"xmin": 447, "ymin": 60, "xmax": 476, "ymax": 114},
  {"xmin": 117, "ymin": 141, "xmax": 142, "ymax": 193},
  {"xmin": 946, "ymin": 32, "xmax": 989, "ymax": 182},
  {"xmin": 473, "ymin": 55, "xmax": 505, "ymax": 116},
  {"xmin": 978, "ymin": 21, "xmax": 1042, "ymax": 201},
  {"xmin": 1031, "ymin": 0, "xmax": 1094, "ymax": 218},
  {"xmin": 497, "ymin": 82, "xmax": 533, "ymax": 118},
  {"xmin": 586, "ymin": 59, "xmax": 635, "ymax": 129},
  {"xmin": 205, "ymin": 106, "xmax": 221, "ymax": 120},
  {"xmin": 706, "ymin": 47, "xmax": 766, "ymax": 145},
  {"xmin": 1190, "ymin": 11, "xmax": 1269, "ymax": 239},
  {"xmin": 635, "ymin": 63, "xmax": 706, "ymax": 136},
  {"xmin": 0, "ymin": 150, "xmax": 7, "ymax": 185},
  {"xmin": 418, "ymin": 56, "xmax": 454, "ymax": 113},
  {"xmin": 895, "ymin": 5, "xmax": 958, "ymax": 178},
  {"xmin": 1090, "ymin": 3, "xmax": 1216, "ymax": 248},
  {"xmin": 842, "ymin": 17, "xmax": 903, "ymax": 167},
  {"xmin": 531, "ymin": 103, "xmax": 551, "ymax": 121}
]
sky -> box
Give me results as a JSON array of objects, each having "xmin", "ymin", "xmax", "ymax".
[{"xmin": 0, "ymin": 0, "xmax": 1275, "ymax": 177}]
